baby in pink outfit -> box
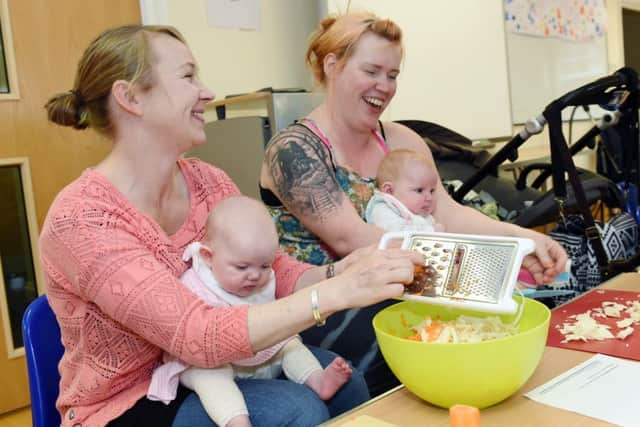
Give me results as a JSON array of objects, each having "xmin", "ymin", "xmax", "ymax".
[{"xmin": 148, "ymin": 196, "xmax": 351, "ymax": 427}]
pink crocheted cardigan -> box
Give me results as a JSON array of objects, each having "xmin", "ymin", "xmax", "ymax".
[{"xmin": 39, "ymin": 158, "xmax": 311, "ymax": 427}]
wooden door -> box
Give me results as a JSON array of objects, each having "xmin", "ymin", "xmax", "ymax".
[
  {"xmin": 0, "ymin": 0, "xmax": 140, "ymax": 414},
  {"xmin": 0, "ymin": 158, "xmax": 43, "ymax": 414}
]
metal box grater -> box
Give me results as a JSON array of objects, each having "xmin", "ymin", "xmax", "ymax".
[{"xmin": 379, "ymin": 231, "xmax": 536, "ymax": 314}]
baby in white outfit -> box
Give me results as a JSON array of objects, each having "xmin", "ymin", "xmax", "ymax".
[
  {"xmin": 365, "ymin": 149, "xmax": 445, "ymax": 233},
  {"xmin": 148, "ymin": 196, "xmax": 352, "ymax": 427}
]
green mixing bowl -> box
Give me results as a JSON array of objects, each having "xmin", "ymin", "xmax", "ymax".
[{"xmin": 373, "ymin": 296, "xmax": 550, "ymax": 408}]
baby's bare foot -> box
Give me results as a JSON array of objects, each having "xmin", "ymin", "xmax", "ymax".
[
  {"xmin": 305, "ymin": 357, "xmax": 352, "ymax": 400},
  {"xmin": 226, "ymin": 414, "xmax": 251, "ymax": 427}
]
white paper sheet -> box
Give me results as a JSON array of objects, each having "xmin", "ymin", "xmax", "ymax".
[
  {"xmin": 524, "ymin": 354, "xmax": 640, "ymax": 426},
  {"xmin": 207, "ymin": 0, "xmax": 261, "ymax": 31}
]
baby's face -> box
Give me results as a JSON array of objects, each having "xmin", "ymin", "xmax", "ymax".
[
  {"xmin": 390, "ymin": 160, "xmax": 438, "ymax": 216},
  {"xmin": 206, "ymin": 236, "xmax": 277, "ymax": 297}
]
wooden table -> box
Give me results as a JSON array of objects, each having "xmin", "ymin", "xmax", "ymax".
[{"xmin": 326, "ymin": 273, "xmax": 640, "ymax": 427}]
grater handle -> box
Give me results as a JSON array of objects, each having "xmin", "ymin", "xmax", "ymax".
[{"xmin": 378, "ymin": 231, "xmax": 412, "ymax": 250}]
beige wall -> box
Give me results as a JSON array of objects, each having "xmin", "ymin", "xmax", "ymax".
[
  {"xmin": 324, "ymin": 0, "xmax": 514, "ymax": 140},
  {"xmin": 162, "ymin": 0, "xmax": 319, "ymax": 101},
  {"xmin": 154, "ymin": 0, "xmax": 636, "ymax": 168}
]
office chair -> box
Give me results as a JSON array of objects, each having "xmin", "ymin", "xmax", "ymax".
[{"xmin": 22, "ymin": 294, "xmax": 63, "ymax": 427}]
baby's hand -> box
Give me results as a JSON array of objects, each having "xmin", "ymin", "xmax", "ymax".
[{"xmin": 434, "ymin": 223, "xmax": 445, "ymax": 232}]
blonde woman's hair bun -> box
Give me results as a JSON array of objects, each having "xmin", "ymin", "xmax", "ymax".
[{"xmin": 44, "ymin": 89, "xmax": 89, "ymax": 130}]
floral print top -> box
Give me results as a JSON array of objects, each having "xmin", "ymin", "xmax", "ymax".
[{"xmin": 263, "ymin": 120, "xmax": 388, "ymax": 265}]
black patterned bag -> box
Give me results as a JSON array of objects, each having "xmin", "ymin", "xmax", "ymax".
[{"xmin": 550, "ymin": 212, "xmax": 639, "ymax": 299}]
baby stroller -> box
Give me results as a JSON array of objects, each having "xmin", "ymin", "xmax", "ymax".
[
  {"xmin": 401, "ymin": 67, "xmax": 640, "ymax": 291},
  {"xmin": 396, "ymin": 116, "xmax": 625, "ymax": 230},
  {"xmin": 535, "ymin": 67, "xmax": 640, "ymax": 283}
]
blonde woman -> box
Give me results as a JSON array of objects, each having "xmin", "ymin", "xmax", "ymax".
[{"xmin": 41, "ymin": 25, "xmax": 422, "ymax": 427}]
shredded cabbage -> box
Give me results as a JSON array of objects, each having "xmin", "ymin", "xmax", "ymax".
[
  {"xmin": 406, "ymin": 291, "xmax": 525, "ymax": 344},
  {"xmin": 557, "ymin": 298, "xmax": 640, "ymax": 342},
  {"xmin": 408, "ymin": 314, "xmax": 519, "ymax": 343}
]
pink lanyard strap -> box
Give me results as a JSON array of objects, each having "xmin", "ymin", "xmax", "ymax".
[
  {"xmin": 301, "ymin": 118, "xmax": 389, "ymax": 154},
  {"xmin": 300, "ymin": 118, "xmax": 332, "ymax": 150},
  {"xmin": 372, "ymin": 128, "xmax": 390, "ymax": 154}
]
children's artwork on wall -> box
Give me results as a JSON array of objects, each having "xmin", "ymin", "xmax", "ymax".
[
  {"xmin": 504, "ymin": 0, "xmax": 610, "ymax": 123},
  {"xmin": 504, "ymin": 0, "xmax": 607, "ymax": 41}
]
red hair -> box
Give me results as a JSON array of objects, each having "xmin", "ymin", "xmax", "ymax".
[{"xmin": 306, "ymin": 12, "xmax": 403, "ymax": 86}]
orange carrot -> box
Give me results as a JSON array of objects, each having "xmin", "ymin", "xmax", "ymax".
[
  {"xmin": 400, "ymin": 313, "xmax": 409, "ymax": 328},
  {"xmin": 449, "ymin": 404, "xmax": 481, "ymax": 427},
  {"xmin": 421, "ymin": 319, "xmax": 448, "ymax": 342}
]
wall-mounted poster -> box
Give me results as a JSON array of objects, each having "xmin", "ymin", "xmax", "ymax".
[
  {"xmin": 505, "ymin": 0, "xmax": 607, "ymax": 41},
  {"xmin": 207, "ymin": 0, "xmax": 261, "ymax": 31}
]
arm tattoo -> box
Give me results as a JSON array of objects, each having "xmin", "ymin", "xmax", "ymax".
[{"xmin": 265, "ymin": 128, "xmax": 343, "ymax": 223}]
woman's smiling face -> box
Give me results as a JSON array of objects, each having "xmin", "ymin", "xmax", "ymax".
[
  {"xmin": 330, "ymin": 32, "xmax": 402, "ymax": 130},
  {"xmin": 141, "ymin": 33, "xmax": 215, "ymax": 151}
]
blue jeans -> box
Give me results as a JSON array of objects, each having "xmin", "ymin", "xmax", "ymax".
[{"xmin": 172, "ymin": 346, "xmax": 369, "ymax": 427}]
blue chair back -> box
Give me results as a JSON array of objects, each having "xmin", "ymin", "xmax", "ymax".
[{"xmin": 22, "ymin": 295, "xmax": 63, "ymax": 427}]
